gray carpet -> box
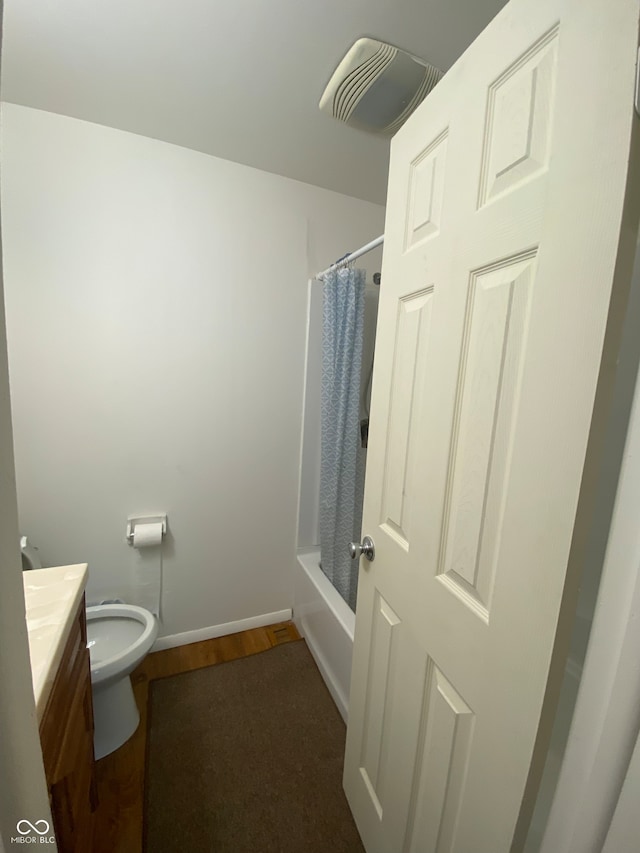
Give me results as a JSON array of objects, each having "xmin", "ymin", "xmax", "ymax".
[{"xmin": 144, "ymin": 640, "xmax": 366, "ymax": 853}]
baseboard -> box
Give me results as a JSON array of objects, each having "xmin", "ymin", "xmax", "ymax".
[{"xmin": 152, "ymin": 608, "xmax": 293, "ymax": 652}]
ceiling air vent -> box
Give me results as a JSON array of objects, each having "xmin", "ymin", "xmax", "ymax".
[{"xmin": 319, "ymin": 38, "xmax": 443, "ymax": 135}]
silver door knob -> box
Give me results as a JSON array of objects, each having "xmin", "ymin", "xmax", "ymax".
[{"xmin": 349, "ymin": 536, "xmax": 375, "ymax": 562}]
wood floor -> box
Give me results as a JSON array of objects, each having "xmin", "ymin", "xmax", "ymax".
[{"xmin": 91, "ymin": 621, "xmax": 301, "ymax": 853}]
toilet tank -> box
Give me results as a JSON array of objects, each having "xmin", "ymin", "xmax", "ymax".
[{"xmin": 21, "ymin": 536, "xmax": 43, "ymax": 570}]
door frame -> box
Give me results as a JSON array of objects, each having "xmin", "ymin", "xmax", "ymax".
[
  {"xmin": 0, "ymin": 2, "xmax": 55, "ymax": 845},
  {"xmin": 537, "ymin": 225, "xmax": 640, "ymax": 852}
]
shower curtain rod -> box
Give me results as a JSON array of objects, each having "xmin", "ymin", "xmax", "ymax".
[{"xmin": 315, "ymin": 234, "xmax": 384, "ymax": 279}]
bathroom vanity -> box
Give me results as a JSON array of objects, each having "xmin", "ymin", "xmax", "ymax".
[{"xmin": 23, "ymin": 564, "xmax": 97, "ymax": 851}]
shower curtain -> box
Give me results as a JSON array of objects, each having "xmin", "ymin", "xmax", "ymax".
[{"xmin": 320, "ymin": 266, "xmax": 366, "ymax": 611}]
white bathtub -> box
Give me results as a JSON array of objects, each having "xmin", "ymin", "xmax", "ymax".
[{"xmin": 293, "ymin": 548, "xmax": 355, "ymax": 723}]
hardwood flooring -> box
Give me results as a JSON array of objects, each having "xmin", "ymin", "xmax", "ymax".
[{"xmin": 91, "ymin": 621, "xmax": 301, "ymax": 853}]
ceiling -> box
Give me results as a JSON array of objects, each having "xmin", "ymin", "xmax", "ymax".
[{"xmin": 1, "ymin": 0, "xmax": 508, "ymax": 205}]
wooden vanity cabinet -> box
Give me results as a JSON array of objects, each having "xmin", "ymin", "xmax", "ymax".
[{"xmin": 39, "ymin": 595, "xmax": 97, "ymax": 852}]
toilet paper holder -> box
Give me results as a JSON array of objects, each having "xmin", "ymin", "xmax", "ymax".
[{"xmin": 126, "ymin": 514, "xmax": 167, "ymax": 545}]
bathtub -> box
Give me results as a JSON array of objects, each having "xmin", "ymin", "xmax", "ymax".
[{"xmin": 293, "ymin": 548, "xmax": 355, "ymax": 723}]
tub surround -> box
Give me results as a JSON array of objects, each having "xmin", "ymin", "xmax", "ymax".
[
  {"xmin": 293, "ymin": 548, "xmax": 354, "ymax": 722},
  {"xmin": 22, "ymin": 563, "xmax": 89, "ymax": 720}
]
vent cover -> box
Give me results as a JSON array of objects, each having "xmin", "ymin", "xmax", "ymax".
[{"xmin": 319, "ymin": 38, "xmax": 443, "ymax": 135}]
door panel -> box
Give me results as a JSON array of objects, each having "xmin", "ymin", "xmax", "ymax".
[
  {"xmin": 359, "ymin": 591, "xmax": 401, "ymax": 819},
  {"xmin": 404, "ymin": 661, "xmax": 475, "ymax": 853},
  {"xmin": 380, "ymin": 287, "xmax": 434, "ymax": 547},
  {"xmin": 405, "ymin": 131, "xmax": 448, "ymax": 248},
  {"xmin": 439, "ymin": 251, "xmax": 536, "ymax": 620},
  {"xmin": 478, "ymin": 28, "xmax": 558, "ymax": 207}
]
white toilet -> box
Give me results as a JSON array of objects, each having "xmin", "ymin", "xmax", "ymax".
[
  {"xmin": 86, "ymin": 604, "xmax": 158, "ymax": 759},
  {"xmin": 20, "ymin": 537, "xmax": 158, "ymax": 760}
]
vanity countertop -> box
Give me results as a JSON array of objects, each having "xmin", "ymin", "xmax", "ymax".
[{"xmin": 23, "ymin": 563, "xmax": 88, "ymax": 722}]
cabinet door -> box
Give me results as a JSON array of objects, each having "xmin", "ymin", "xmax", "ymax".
[{"xmin": 42, "ymin": 600, "xmax": 97, "ymax": 851}]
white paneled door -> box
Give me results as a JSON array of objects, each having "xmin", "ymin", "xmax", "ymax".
[{"xmin": 343, "ymin": 0, "xmax": 640, "ymax": 851}]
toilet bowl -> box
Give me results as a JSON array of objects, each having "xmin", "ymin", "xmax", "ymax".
[{"xmin": 86, "ymin": 604, "xmax": 158, "ymax": 760}]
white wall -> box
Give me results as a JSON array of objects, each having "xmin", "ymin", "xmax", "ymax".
[{"xmin": 1, "ymin": 103, "xmax": 385, "ymax": 639}]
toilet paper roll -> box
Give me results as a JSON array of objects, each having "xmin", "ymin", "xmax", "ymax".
[
  {"xmin": 132, "ymin": 521, "xmax": 164, "ymax": 548},
  {"xmin": 132, "ymin": 522, "xmax": 163, "ymax": 617}
]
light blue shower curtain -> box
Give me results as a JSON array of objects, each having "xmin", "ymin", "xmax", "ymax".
[{"xmin": 320, "ymin": 267, "xmax": 366, "ymax": 611}]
